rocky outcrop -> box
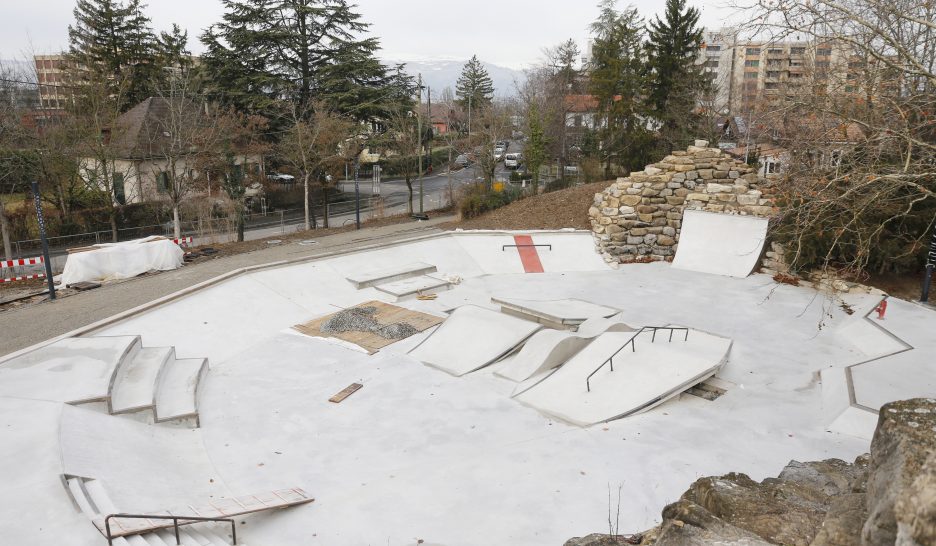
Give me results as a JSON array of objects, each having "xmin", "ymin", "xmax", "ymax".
[
  {"xmin": 564, "ymin": 398, "xmax": 936, "ymax": 546},
  {"xmin": 589, "ymin": 140, "xmax": 778, "ymax": 265}
]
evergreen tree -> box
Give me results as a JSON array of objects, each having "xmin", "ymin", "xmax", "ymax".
[
  {"xmin": 455, "ymin": 55, "xmax": 494, "ymax": 110},
  {"xmin": 525, "ymin": 102, "xmax": 548, "ymax": 195},
  {"xmin": 68, "ymin": 0, "xmax": 159, "ymax": 109},
  {"xmin": 589, "ymin": 0, "xmax": 654, "ymax": 175},
  {"xmin": 157, "ymin": 24, "xmax": 192, "ymax": 75},
  {"xmin": 645, "ymin": 0, "xmax": 708, "ymax": 152},
  {"xmin": 200, "ymin": 0, "xmax": 411, "ymax": 123}
]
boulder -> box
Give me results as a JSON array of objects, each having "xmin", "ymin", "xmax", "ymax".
[{"xmin": 862, "ymin": 399, "xmax": 936, "ymax": 546}]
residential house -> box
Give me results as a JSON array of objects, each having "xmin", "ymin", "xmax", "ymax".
[{"xmin": 78, "ymin": 97, "xmax": 261, "ymax": 205}]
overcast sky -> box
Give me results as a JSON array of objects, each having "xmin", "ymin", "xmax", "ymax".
[{"xmin": 2, "ymin": 0, "xmax": 737, "ymax": 69}]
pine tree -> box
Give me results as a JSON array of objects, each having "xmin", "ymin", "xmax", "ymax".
[
  {"xmin": 589, "ymin": 0, "xmax": 653, "ymax": 174},
  {"xmin": 645, "ymin": 0, "xmax": 708, "ymax": 152},
  {"xmin": 200, "ymin": 0, "xmax": 411, "ymax": 122},
  {"xmin": 157, "ymin": 24, "xmax": 192, "ymax": 74},
  {"xmin": 68, "ymin": 0, "xmax": 159, "ymax": 108},
  {"xmin": 455, "ymin": 55, "xmax": 494, "ymax": 110}
]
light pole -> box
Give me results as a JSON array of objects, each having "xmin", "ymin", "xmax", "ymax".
[
  {"xmin": 416, "ymin": 75, "xmax": 427, "ymax": 215},
  {"xmin": 31, "ymin": 181, "xmax": 56, "ymax": 300}
]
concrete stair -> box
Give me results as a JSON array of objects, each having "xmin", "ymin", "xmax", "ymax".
[
  {"xmin": 154, "ymin": 358, "xmax": 209, "ymax": 427},
  {"xmin": 111, "ymin": 347, "xmax": 175, "ymax": 415},
  {"xmin": 64, "ymin": 476, "xmax": 244, "ymax": 546}
]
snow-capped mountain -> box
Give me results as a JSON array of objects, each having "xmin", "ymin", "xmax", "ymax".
[{"xmin": 387, "ymin": 58, "xmax": 525, "ymax": 98}]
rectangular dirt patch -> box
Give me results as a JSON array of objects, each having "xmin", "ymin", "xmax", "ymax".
[{"xmin": 293, "ymin": 300, "xmax": 444, "ymax": 353}]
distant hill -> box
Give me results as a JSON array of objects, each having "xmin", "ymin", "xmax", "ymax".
[{"xmin": 389, "ymin": 58, "xmax": 525, "ymax": 99}]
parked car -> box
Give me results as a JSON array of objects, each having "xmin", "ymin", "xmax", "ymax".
[
  {"xmin": 494, "ymin": 147, "xmax": 505, "ymax": 161},
  {"xmin": 455, "ymin": 154, "xmax": 471, "ymax": 167},
  {"xmin": 504, "ymin": 153, "xmax": 522, "ymax": 169},
  {"xmin": 268, "ymin": 173, "xmax": 296, "ymax": 184}
]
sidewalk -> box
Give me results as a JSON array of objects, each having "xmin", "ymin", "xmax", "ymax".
[{"xmin": 0, "ymin": 215, "xmax": 455, "ymax": 357}]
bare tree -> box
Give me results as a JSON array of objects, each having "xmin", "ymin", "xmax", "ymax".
[
  {"xmin": 146, "ymin": 75, "xmax": 236, "ymax": 239},
  {"xmin": 278, "ymin": 101, "xmax": 353, "ymax": 230},
  {"xmin": 732, "ymin": 0, "xmax": 936, "ymax": 277}
]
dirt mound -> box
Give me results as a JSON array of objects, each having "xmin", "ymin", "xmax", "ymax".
[{"xmin": 444, "ymin": 182, "xmax": 611, "ymax": 231}]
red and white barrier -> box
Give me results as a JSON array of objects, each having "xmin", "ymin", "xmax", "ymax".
[
  {"xmin": 0, "ymin": 273, "xmax": 46, "ymax": 284},
  {"xmin": 1, "ymin": 256, "xmax": 44, "ymax": 268},
  {"xmin": 173, "ymin": 237, "xmax": 193, "ymax": 247}
]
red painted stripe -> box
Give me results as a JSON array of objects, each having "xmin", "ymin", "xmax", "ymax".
[{"xmin": 514, "ymin": 235, "xmax": 544, "ymax": 273}]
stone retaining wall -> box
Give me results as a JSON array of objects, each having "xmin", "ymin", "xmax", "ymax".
[{"xmin": 589, "ymin": 140, "xmax": 779, "ymax": 265}]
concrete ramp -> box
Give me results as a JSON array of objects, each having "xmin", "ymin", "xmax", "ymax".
[
  {"xmin": 408, "ymin": 305, "xmax": 542, "ymax": 376},
  {"xmin": 672, "ymin": 210, "xmax": 769, "ymax": 278},
  {"xmin": 516, "ymin": 329, "xmax": 732, "ymax": 426},
  {"xmin": 493, "ymin": 297, "xmax": 619, "ymax": 329},
  {"xmin": 495, "ymin": 316, "xmax": 634, "ymax": 383}
]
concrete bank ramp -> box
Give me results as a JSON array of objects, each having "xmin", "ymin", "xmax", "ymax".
[
  {"xmin": 495, "ymin": 315, "xmax": 635, "ymax": 383},
  {"xmin": 516, "ymin": 328, "xmax": 732, "ymax": 426},
  {"xmin": 408, "ymin": 305, "xmax": 542, "ymax": 376},
  {"xmin": 672, "ymin": 210, "xmax": 769, "ymax": 278}
]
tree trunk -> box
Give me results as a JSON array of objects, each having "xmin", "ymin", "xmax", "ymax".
[
  {"xmin": 321, "ymin": 184, "xmax": 329, "ymax": 229},
  {"xmin": 405, "ymin": 172, "xmax": 414, "ymax": 214},
  {"xmin": 110, "ymin": 208, "xmax": 119, "ymax": 243},
  {"xmin": 303, "ymin": 173, "xmax": 311, "ymax": 231},
  {"xmin": 0, "ymin": 196, "xmax": 12, "ymax": 261},
  {"xmin": 236, "ymin": 205, "xmax": 245, "ymax": 242},
  {"xmin": 172, "ymin": 204, "xmax": 181, "ymax": 239}
]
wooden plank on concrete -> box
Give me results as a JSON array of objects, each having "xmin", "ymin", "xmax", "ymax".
[
  {"xmin": 329, "ymin": 383, "xmax": 363, "ymax": 403},
  {"xmin": 293, "ymin": 300, "xmax": 444, "ymax": 353}
]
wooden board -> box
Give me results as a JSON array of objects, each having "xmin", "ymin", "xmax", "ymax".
[
  {"xmin": 329, "ymin": 383, "xmax": 363, "ymax": 403},
  {"xmin": 293, "ymin": 300, "xmax": 444, "ymax": 354}
]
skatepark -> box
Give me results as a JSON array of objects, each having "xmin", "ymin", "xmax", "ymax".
[{"xmin": 1, "ymin": 212, "xmax": 935, "ymax": 545}]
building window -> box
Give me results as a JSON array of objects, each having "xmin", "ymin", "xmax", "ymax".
[
  {"xmin": 706, "ymin": 45, "xmax": 721, "ymax": 52},
  {"xmin": 705, "ymin": 59, "xmax": 719, "ymax": 68},
  {"xmin": 765, "ymin": 82, "xmax": 779, "ymax": 90},
  {"xmin": 157, "ymin": 171, "xmax": 169, "ymax": 194},
  {"xmin": 744, "ymin": 59, "xmax": 760, "ymax": 67},
  {"xmin": 790, "ymin": 47, "xmax": 806, "ymax": 55},
  {"xmin": 767, "ymin": 48, "xmax": 784, "ymax": 55},
  {"xmin": 816, "ymin": 61, "xmax": 830, "ymax": 68},
  {"xmin": 816, "ymin": 48, "xmax": 832, "ymax": 56},
  {"xmin": 790, "ymin": 59, "xmax": 803, "ymax": 67},
  {"xmin": 848, "ymin": 61, "xmax": 865, "ymax": 70},
  {"xmin": 113, "ymin": 173, "xmax": 126, "ymax": 205},
  {"xmin": 745, "ymin": 71, "xmax": 759, "ymax": 79},
  {"xmin": 746, "ymin": 47, "xmax": 761, "ymax": 56},
  {"xmin": 766, "ymin": 71, "xmax": 781, "ymax": 78},
  {"xmin": 767, "ymin": 59, "xmax": 783, "ymax": 66},
  {"xmin": 789, "ymin": 72, "xmax": 803, "ymax": 79}
]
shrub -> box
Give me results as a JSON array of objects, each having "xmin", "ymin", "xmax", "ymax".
[{"xmin": 457, "ymin": 183, "xmax": 521, "ymax": 219}]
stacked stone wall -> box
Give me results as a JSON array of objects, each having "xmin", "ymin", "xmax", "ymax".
[{"xmin": 589, "ymin": 140, "xmax": 779, "ymax": 265}]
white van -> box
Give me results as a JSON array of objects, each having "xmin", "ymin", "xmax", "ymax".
[{"xmin": 504, "ymin": 153, "xmax": 522, "ymax": 169}]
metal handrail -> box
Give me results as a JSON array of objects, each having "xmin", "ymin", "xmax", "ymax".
[
  {"xmin": 103, "ymin": 513, "xmax": 236, "ymax": 546},
  {"xmin": 585, "ymin": 326, "xmax": 690, "ymax": 392}
]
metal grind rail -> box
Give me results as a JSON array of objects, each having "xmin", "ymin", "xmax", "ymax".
[
  {"xmin": 586, "ymin": 326, "xmax": 690, "ymax": 392},
  {"xmin": 501, "ymin": 244, "xmax": 553, "ymax": 251},
  {"xmin": 103, "ymin": 513, "xmax": 236, "ymax": 546}
]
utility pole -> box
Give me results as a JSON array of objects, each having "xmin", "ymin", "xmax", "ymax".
[
  {"xmin": 31, "ymin": 181, "xmax": 55, "ymax": 300},
  {"xmin": 424, "ymin": 85, "xmax": 432, "ymax": 213},
  {"xmin": 417, "ymin": 74, "xmax": 425, "ymax": 215},
  {"xmin": 922, "ymin": 227, "xmax": 936, "ymax": 303}
]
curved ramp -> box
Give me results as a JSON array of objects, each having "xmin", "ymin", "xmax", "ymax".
[
  {"xmin": 408, "ymin": 305, "xmax": 542, "ymax": 376},
  {"xmin": 672, "ymin": 210, "xmax": 769, "ymax": 278},
  {"xmin": 495, "ymin": 316, "xmax": 635, "ymax": 383},
  {"xmin": 515, "ymin": 329, "xmax": 732, "ymax": 426}
]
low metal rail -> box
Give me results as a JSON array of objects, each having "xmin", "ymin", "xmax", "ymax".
[
  {"xmin": 103, "ymin": 513, "xmax": 236, "ymax": 546},
  {"xmin": 585, "ymin": 326, "xmax": 690, "ymax": 392},
  {"xmin": 502, "ymin": 244, "xmax": 553, "ymax": 251}
]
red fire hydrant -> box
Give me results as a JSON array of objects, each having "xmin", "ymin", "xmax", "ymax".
[{"xmin": 876, "ymin": 297, "xmax": 888, "ymax": 320}]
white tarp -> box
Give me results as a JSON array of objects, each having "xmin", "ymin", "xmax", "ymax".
[
  {"xmin": 61, "ymin": 236, "xmax": 184, "ymax": 286},
  {"xmin": 672, "ymin": 210, "xmax": 769, "ymax": 278}
]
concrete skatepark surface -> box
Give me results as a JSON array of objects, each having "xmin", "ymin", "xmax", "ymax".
[
  {"xmin": 672, "ymin": 210, "xmax": 770, "ymax": 278},
  {"xmin": 0, "ymin": 229, "xmax": 934, "ymax": 546}
]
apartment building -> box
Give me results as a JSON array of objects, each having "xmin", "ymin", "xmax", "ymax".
[{"xmin": 33, "ymin": 54, "xmax": 72, "ymax": 111}]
